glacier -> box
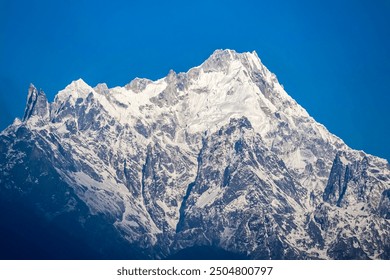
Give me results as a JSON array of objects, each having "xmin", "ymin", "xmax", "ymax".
[{"xmin": 0, "ymin": 49, "xmax": 389, "ymax": 259}]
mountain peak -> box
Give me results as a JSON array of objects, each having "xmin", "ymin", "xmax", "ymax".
[
  {"xmin": 201, "ymin": 49, "xmax": 262, "ymax": 74},
  {"xmin": 1, "ymin": 49, "xmax": 389, "ymax": 260},
  {"xmin": 93, "ymin": 83, "xmax": 109, "ymax": 95},
  {"xmin": 125, "ymin": 77, "xmax": 152, "ymax": 93},
  {"xmin": 68, "ymin": 78, "xmax": 90, "ymax": 89},
  {"xmin": 202, "ymin": 49, "xmax": 240, "ymax": 68},
  {"xmin": 29, "ymin": 83, "xmax": 37, "ymax": 91},
  {"xmin": 22, "ymin": 83, "xmax": 49, "ymax": 122},
  {"xmin": 210, "ymin": 48, "xmax": 237, "ymax": 58},
  {"xmin": 63, "ymin": 78, "xmax": 93, "ymax": 95}
]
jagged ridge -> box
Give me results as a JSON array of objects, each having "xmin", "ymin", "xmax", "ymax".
[{"xmin": 0, "ymin": 49, "xmax": 389, "ymax": 259}]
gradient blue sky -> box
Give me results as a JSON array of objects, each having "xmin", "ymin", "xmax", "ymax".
[{"xmin": 1, "ymin": 0, "xmax": 389, "ymax": 160}]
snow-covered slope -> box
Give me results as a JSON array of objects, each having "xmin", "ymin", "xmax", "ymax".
[{"xmin": 0, "ymin": 49, "xmax": 389, "ymax": 259}]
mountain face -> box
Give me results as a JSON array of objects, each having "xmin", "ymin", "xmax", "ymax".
[{"xmin": 1, "ymin": 49, "xmax": 389, "ymax": 259}]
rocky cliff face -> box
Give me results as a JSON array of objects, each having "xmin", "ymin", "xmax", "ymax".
[{"xmin": 0, "ymin": 49, "xmax": 389, "ymax": 259}]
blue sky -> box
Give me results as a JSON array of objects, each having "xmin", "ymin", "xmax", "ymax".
[{"xmin": 1, "ymin": 0, "xmax": 389, "ymax": 160}]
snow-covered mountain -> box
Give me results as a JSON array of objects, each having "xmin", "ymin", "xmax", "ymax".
[{"xmin": 0, "ymin": 49, "xmax": 389, "ymax": 259}]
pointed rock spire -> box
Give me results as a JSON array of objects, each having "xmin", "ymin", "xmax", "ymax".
[{"xmin": 22, "ymin": 83, "xmax": 49, "ymax": 123}]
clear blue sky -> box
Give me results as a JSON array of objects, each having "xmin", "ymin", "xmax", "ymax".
[{"xmin": 1, "ymin": 0, "xmax": 389, "ymax": 160}]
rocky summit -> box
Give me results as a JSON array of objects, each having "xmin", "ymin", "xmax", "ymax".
[{"xmin": 0, "ymin": 49, "xmax": 389, "ymax": 259}]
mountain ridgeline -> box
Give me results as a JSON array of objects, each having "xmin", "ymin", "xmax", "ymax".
[{"xmin": 0, "ymin": 50, "xmax": 389, "ymax": 259}]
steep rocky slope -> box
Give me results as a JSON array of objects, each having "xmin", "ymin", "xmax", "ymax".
[{"xmin": 1, "ymin": 50, "xmax": 389, "ymax": 259}]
